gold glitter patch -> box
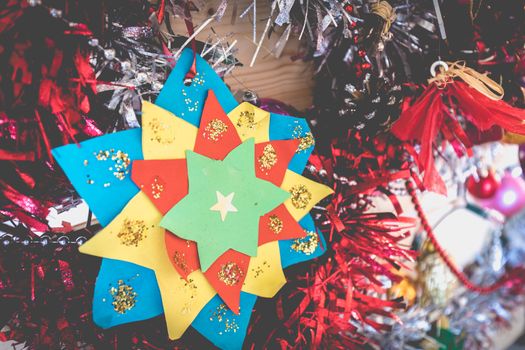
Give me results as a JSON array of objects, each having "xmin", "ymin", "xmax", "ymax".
[
  {"xmin": 210, "ymin": 304, "xmax": 240, "ymax": 335},
  {"xmin": 110, "ymin": 280, "xmax": 137, "ymax": 314},
  {"xmin": 148, "ymin": 117, "xmax": 174, "ymax": 144},
  {"xmin": 291, "ymin": 231, "xmax": 319, "ymax": 255},
  {"xmin": 151, "ymin": 176, "xmax": 164, "ymax": 199},
  {"xmin": 204, "ymin": 119, "xmax": 228, "ymax": 141},
  {"xmin": 117, "ymin": 218, "xmax": 149, "ymax": 247},
  {"xmin": 236, "ymin": 111, "xmax": 256, "ymax": 129},
  {"xmin": 180, "ymin": 277, "xmax": 198, "ymax": 315},
  {"xmin": 94, "ymin": 149, "xmax": 131, "ymax": 181},
  {"xmin": 258, "ymin": 144, "xmax": 278, "ymax": 173},
  {"xmin": 268, "ymin": 215, "xmax": 283, "ymax": 235},
  {"xmin": 289, "ymin": 184, "xmax": 312, "ymax": 209},
  {"xmin": 297, "ymin": 132, "xmax": 315, "ymax": 153},
  {"xmin": 292, "ymin": 126, "xmax": 315, "ymax": 153},
  {"xmin": 217, "ymin": 262, "xmax": 244, "ymax": 286},
  {"xmin": 210, "ymin": 303, "xmax": 228, "ymax": 322},
  {"xmin": 173, "ymin": 251, "xmax": 189, "ymax": 273}
]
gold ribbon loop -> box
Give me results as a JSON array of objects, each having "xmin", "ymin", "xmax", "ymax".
[
  {"xmin": 371, "ymin": 1, "xmax": 397, "ymax": 36},
  {"xmin": 428, "ymin": 61, "xmax": 504, "ymax": 100}
]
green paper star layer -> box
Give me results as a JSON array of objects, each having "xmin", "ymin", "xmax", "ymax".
[{"xmin": 160, "ymin": 139, "xmax": 290, "ymax": 271}]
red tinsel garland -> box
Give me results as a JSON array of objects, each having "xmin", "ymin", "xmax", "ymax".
[
  {"xmin": 246, "ymin": 131, "xmax": 419, "ymax": 349},
  {"xmin": 0, "ymin": 1, "xmax": 102, "ymax": 232}
]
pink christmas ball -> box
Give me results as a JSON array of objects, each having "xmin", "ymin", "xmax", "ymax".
[{"xmin": 478, "ymin": 173, "xmax": 525, "ymax": 217}]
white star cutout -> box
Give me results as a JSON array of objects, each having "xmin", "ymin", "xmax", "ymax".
[{"xmin": 210, "ymin": 191, "xmax": 238, "ymax": 221}]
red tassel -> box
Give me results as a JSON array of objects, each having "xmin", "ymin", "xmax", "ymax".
[{"xmin": 392, "ymin": 80, "xmax": 525, "ymax": 195}]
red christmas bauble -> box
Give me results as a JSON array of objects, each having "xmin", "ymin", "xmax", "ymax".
[{"xmin": 466, "ymin": 172, "xmax": 500, "ymax": 199}]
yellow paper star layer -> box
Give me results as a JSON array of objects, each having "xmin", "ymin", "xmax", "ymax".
[
  {"xmin": 280, "ymin": 170, "xmax": 334, "ymax": 221},
  {"xmin": 227, "ymin": 102, "xmax": 270, "ymax": 143},
  {"xmin": 79, "ymin": 192, "xmax": 215, "ymax": 339},
  {"xmin": 141, "ymin": 101, "xmax": 197, "ymax": 159},
  {"xmin": 155, "ymin": 267, "xmax": 215, "ymax": 339},
  {"xmin": 242, "ymin": 241, "xmax": 286, "ymax": 297}
]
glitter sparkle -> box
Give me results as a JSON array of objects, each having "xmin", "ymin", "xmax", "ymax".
[
  {"xmin": 290, "ymin": 184, "xmax": 312, "ymax": 209},
  {"xmin": 204, "ymin": 119, "xmax": 228, "ymax": 141},
  {"xmin": 236, "ymin": 111, "xmax": 256, "ymax": 129},
  {"xmin": 291, "ymin": 231, "xmax": 319, "ymax": 255},
  {"xmin": 110, "ymin": 280, "xmax": 137, "ymax": 314},
  {"xmin": 217, "ymin": 262, "xmax": 244, "ymax": 286},
  {"xmin": 117, "ymin": 218, "xmax": 149, "ymax": 247},
  {"xmin": 268, "ymin": 215, "xmax": 283, "ymax": 234},
  {"xmin": 258, "ymin": 144, "xmax": 278, "ymax": 173}
]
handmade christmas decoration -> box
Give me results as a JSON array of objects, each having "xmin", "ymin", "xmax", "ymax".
[
  {"xmin": 392, "ymin": 61, "xmax": 525, "ymax": 195},
  {"xmin": 51, "ymin": 49, "xmax": 332, "ymax": 349}
]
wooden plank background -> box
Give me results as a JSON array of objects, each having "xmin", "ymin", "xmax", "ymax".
[{"xmin": 162, "ymin": 0, "xmax": 315, "ymax": 110}]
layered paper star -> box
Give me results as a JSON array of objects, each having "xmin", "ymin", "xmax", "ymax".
[
  {"xmin": 52, "ymin": 49, "xmax": 332, "ymax": 350},
  {"xmin": 160, "ymin": 139, "xmax": 289, "ymax": 270}
]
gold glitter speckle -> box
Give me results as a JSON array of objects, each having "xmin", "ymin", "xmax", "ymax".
[
  {"xmin": 268, "ymin": 215, "xmax": 283, "ymax": 235},
  {"xmin": 258, "ymin": 144, "xmax": 278, "ymax": 173},
  {"xmin": 298, "ymin": 132, "xmax": 315, "ymax": 153},
  {"xmin": 290, "ymin": 184, "xmax": 312, "ymax": 209},
  {"xmin": 236, "ymin": 111, "xmax": 256, "ymax": 129},
  {"xmin": 210, "ymin": 303, "xmax": 227, "ymax": 322},
  {"xmin": 291, "ymin": 231, "xmax": 319, "ymax": 255},
  {"xmin": 204, "ymin": 119, "xmax": 228, "ymax": 141},
  {"xmin": 179, "ymin": 277, "xmax": 198, "ymax": 315},
  {"xmin": 173, "ymin": 251, "xmax": 189, "ymax": 273},
  {"xmin": 292, "ymin": 125, "xmax": 315, "ymax": 153},
  {"xmin": 217, "ymin": 262, "xmax": 244, "ymax": 286},
  {"xmin": 117, "ymin": 218, "xmax": 149, "ymax": 247},
  {"xmin": 251, "ymin": 261, "xmax": 270, "ymax": 278},
  {"xmin": 210, "ymin": 304, "xmax": 240, "ymax": 335},
  {"xmin": 151, "ymin": 176, "xmax": 164, "ymax": 199},
  {"xmin": 148, "ymin": 117, "xmax": 174, "ymax": 144},
  {"xmin": 87, "ymin": 179, "xmax": 94, "ymax": 185},
  {"xmin": 94, "ymin": 149, "xmax": 131, "ymax": 181},
  {"xmin": 83, "ymin": 160, "xmax": 89, "ymax": 166},
  {"xmin": 110, "ymin": 280, "xmax": 137, "ymax": 314}
]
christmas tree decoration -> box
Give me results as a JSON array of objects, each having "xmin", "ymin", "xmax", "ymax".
[
  {"xmin": 466, "ymin": 170, "xmax": 500, "ymax": 199},
  {"xmin": 417, "ymin": 241, "xmax": 457, "ymax": 308},
  {"xmin": 478, "ymin": 172, "xmax": 525, "ymax": 217},
  {"xmin": 51, "ymin": 49, "xmax": 332, "ymax": 349},
  {"xmin": 392, "ymin": 61, "xmax": 525, "ymax": 194}
]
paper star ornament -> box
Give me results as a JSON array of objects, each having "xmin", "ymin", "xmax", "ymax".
[{"xmin": 53, "ymin": 49, "xmax": 332, "ymax": 350}]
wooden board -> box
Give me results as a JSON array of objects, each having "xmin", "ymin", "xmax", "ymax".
[{"xmin": 161, "ymin": 1, "xmax": 314, "ymax": 110}]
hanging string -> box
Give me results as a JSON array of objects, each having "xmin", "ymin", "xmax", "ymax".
[
  {"xmin": 406, "ymin": 180, "xmax": 525, "ymax": 294},
  {"xmin": 183, "ymin": 1, "xmax": 198, "ymax": 83},
  {"xmin": 428, "ymin": 61, "xmax": 505, "ymax": 100}
]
